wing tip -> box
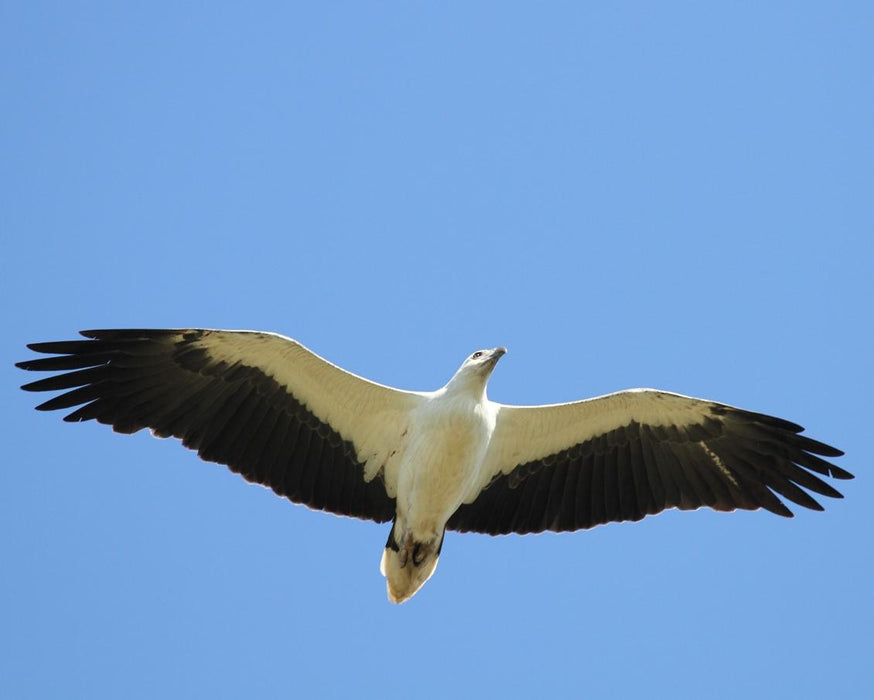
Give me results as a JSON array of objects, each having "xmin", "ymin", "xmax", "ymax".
[
  {"xmin": 716, "ymin": 405, "xmax": 805, "ymax": 434},
  {"xmin": 796, "ymin": 437, "xmax": 844, "ymax": 458},
  {"xmin": 829, "ymin": 465, "xmax": 854, "ymax": 480},
  {"xmin": 23, "ymin": 341, "xmax": 65, "ymax": 354},
  {"xmin": 79, "ymin": 328, "xmax": 180, "ymax": 340}
]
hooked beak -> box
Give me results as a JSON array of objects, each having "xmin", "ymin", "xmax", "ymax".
[
  {"xmin": 487, "ymin": 347, "xmax": 507, "ymax": 367},
  {"xmin": 477, "ymin": 347, "xmax": 506, "ymax": 377}
]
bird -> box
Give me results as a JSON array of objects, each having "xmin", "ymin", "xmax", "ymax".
[{"xmin": 18, "ymin": 328, "xmax": 851, "ymax": 603}]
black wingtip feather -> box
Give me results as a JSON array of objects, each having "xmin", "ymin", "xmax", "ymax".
[
  {"xmin": 27, "ymin": 341, "xmax": 72, "ymax": 353},
  {"xmin": 721, "ymin": 406, "xmax": 805, "ymax": 434},
  {"xmin": 787, "ymin": 433, "xmax": 844, "ymax": 458},
  {"xmin": 829, "ymin": 465, "xmax": 854, "ymax": 480},
  {"xmin": 762, "ymin": 499, "xmax": 795, "ymax": 518},
  {"xmin": 79, "ymin": 328, "xmax": 182, "ymax": 340}
]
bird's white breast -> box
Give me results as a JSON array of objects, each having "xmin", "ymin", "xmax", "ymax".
[{"xmin": 395, "ymin": 392, "xmax": 498, "ymax": 539}]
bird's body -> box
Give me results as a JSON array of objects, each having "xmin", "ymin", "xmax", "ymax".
[
  {"xmin": 18, "ymin": 329, "xmax": 852, "ymax": 603},
  {"xmin": 382, "ymin": 360, "xmax": 501, "ymax": 601}
]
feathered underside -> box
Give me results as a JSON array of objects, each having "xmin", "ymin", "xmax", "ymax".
[
  {"xmin": 17, "ymin": 329, "xmax": 409, "ymax": 522},
  {"xmin": 449, "ymin": 391, "xmax": 851, "ymax": 535},
  {"xmin": 18, "ymin": 331, "xmax": 851, "ymax": 541}
]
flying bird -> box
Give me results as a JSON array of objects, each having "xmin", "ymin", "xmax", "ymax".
[{"xmin": 18, "ymin": 329, "xmax": 851, "ymax": 603}]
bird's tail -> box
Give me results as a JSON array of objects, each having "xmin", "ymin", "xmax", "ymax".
[{"xmin": 379, "ymin": 522, "xmax": 444, "ymax": 604}]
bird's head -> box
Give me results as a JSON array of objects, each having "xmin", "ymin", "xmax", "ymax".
[{"xmin": 446, "ymin": 346, "xmax": 507, "ymax": 396}]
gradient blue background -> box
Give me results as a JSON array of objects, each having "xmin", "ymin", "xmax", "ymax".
[{"xmin": 3, "ymin": 3, "xmax": 872, "ymax": 698}]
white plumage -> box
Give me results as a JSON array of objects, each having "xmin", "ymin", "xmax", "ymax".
[{"xmin": 18, "ymin": 329, "xmax": 851, "ymax": 603}]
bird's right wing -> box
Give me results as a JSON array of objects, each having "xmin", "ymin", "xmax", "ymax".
[
  {"xmin": 449, "ymin": 389, "xmax": 850, "ymax": 535},
  {"xmin": 18, "ymin": 329, "xmax": 425, "ymax": 522}
]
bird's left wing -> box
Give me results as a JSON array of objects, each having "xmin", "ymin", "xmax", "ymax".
[
  {"xmin": 448, "ymin": 389, "xmax": 851, "ymax": 535},
  {"xmin": 18, "ymin": 329, "xmax": 425, "ymax": 522}
]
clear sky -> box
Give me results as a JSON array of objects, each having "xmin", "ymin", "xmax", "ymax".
[{"xmin": 2, "ymin": 3, "xmax": 872, "ymax": 699}]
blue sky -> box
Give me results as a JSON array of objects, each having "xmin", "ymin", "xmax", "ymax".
[{"xmin": 2, "ymin": 3, "xmax": 872, "ymax": 698}]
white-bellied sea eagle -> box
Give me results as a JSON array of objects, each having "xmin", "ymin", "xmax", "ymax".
[{"xmin": 17, "ymin": 329, "xmax": 851, "ymax": 603}]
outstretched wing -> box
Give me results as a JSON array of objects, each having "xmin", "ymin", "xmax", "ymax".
[
  {"xmin": 18, "ymin": 329, "xmax": 425, "ymax": 523},
  {"xmin": 449, "ymin": 389, "xmax": 851, "ymax": 535}
]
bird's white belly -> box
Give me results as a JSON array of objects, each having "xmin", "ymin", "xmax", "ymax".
[{"xmin": 396, "ymin": 398, "xmax": 493, "ymax": 540}]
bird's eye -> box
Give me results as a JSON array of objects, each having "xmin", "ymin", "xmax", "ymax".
[{"xmin": 472, "ymin": 351, "xmax": 483, "ymax": 360}]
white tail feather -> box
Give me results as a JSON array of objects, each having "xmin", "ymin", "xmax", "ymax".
[{"xmin": 380, "ymin": 545, "xmax": 441, "ymax": 604}]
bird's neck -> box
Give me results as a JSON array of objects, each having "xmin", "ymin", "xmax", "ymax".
[{"xmin": 443, "ymin": 370, "xmax": 489, "ymax": 402}]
